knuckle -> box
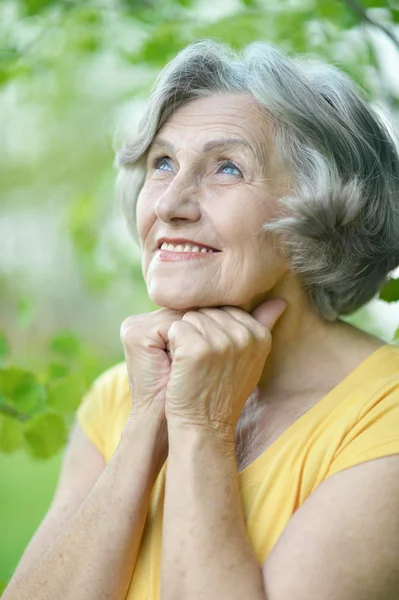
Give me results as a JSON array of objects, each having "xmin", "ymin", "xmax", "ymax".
[
  {"xmin": 181, "ymin": 311, "xmax": 196, "ymax": 323},
  {"xmin": 208, "ymin": 336, "xmax": 231, "ymax": 359},
  {"xmin": 194, "ymin": 339, "xmax": 211, "ymax": 358},
  {"xmin": 120, "ymin": 315, "xmax": 145, "ymax": 346},
  {"xmin": 219, "ymin": 337, "xmax": 233, "ymax": 354},
  {"xmin": 167, "ymin": 321, "xmax": 179, "ymax": 336},
  {"xmin": 235, "ymin": 328, "xmax": 252, "ymax": 349}
]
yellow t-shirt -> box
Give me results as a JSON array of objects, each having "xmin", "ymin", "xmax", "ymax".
[{"xmin": 76, "ymin": 343, "xmax": 399, "ymax": 600}]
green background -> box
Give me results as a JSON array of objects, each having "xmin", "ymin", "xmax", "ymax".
[{"xmin": 1, "ymin": 0, "xmax": 399, "ymax": 591}]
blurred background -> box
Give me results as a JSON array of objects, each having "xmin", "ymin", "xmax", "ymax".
[{"xmin": 1, "ymin": 0, "xmax": 399, "ymax": 591}]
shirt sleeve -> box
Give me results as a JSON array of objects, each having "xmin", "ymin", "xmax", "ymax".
[
  {"xmin": 76, "ymin": 363, "xmax": 127, "ymax": 458},
  {"xmin": 326, "ymin": 384, "xmax": 399, "ymax": 479}
]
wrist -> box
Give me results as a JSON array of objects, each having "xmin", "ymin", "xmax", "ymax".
[
  {"xmin": 123, "ymin": 410, "xmax": 165, "ymax": 436},
  {"xmin": 167, "ymin": 418, "xmax": 235, "ymax": 448},
  {"xmin": 167, "ymin": 421, "xmax": 237, "ymax": 477},
  {"xmin": 122, "ymin": 412, "xmax": 168, "ymax": 473},
  {"xmin": 130, "ymin": 400, "xmax": 166, "ymax": 424}
]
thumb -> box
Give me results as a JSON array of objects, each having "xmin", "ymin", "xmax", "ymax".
[{"xmin": 251, "ymin": 298, "xmax": 287, "ymax": 332}]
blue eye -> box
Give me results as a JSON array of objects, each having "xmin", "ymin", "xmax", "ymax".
[
  {"xmin": 154, "ymin": 157, "xmax": 172, "ymax": 171},
  {"xmin": 219, "ymin": 161, "xmax": 243, "ymax": 177}
]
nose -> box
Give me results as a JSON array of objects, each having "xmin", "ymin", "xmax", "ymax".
[{"xmin": 155, "ymin": 173, "xmax": 201, "ymax": 226}]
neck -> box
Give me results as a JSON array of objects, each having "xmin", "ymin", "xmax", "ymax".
[{"xmin": 241, "ymin": 276, "xmax": 351, "ymax": 399}]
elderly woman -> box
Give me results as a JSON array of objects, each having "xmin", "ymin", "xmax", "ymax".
[{"xmin": 4, "ymin": 39, "xmax": 399, "ymax": 600}]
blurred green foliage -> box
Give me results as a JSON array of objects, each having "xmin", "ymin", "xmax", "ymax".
[
  {"xmin": 1, "ymin": 0, "xmax": 399, "ymax": 459},
  {"xmin": 0, "ymin": 0, "xmax": 399, "ymax": 457},
  {"xmin": 0, "ymin": 0, "xmax": 399, "ymax": 587}
]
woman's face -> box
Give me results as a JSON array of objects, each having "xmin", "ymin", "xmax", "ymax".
[{"xmin": 136, "ymin": 93, "xmax": 291, "ymax": 312}]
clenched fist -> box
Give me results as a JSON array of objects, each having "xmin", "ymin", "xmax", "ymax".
[
  {"xmin": 120, "ymin": 307, "xmax": 185, "ymax": 422},
  {"xmin": 164, "ymin": 299, "xmax": 286, "ymax": 434}
]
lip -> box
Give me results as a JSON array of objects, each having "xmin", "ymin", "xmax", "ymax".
[
  {"xmin": 156, "ymin": 237, "xmax": 221, "ymax": 252},
  {"xmin": 155, "ymin": 248, "xmax": 220, "ymax": 262}
]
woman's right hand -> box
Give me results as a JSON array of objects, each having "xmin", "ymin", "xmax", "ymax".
[{"xmin": 120, "ymin": 308, "xmax": 185, "ymax": 422}]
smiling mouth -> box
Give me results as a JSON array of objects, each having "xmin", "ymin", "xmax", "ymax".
[
  {"xmin": 156, "ymin": 245, "xmax": 221, "ymax": 262},
  {"xmin": 158, "ymin": 242, "xmax": 221, "ymax": 254}
]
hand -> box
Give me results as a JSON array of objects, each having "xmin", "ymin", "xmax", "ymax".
[
  {"xmin": 164, "ymin": 299, "xmax": 286, "ymax": 434},
  {"xmin": 120, "ymin": 308, "xmax": 185, "ymax": 422}
]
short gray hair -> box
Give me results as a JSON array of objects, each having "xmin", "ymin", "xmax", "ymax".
[{"xmin": 115, "ymin": 39, "xmax": 399, "ymax": 321}]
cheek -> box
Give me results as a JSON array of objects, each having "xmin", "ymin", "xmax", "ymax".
[
  {"xmin": 216, "ymin": 206, "xmax": 268, "ymax": 248},
  {"xmin": 136, "ymin": 189, "xmax": 155, "ymax": 242}
]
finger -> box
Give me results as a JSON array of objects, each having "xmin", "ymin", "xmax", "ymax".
[
  {"xmin": 202, "ymin": 306, "xmax": 250, "ymax": 326},
  {"xmin": 214, "ymin": 303, "xmax": 283, "ymax": 347},
  {"xmin": 250, "ymin": 298, "xmax": 286, "ymax": 333},
  {"xmin": 196, "ymin": 308, "xmax": 253, "ymax": 349},
  {"xmin": 182, "ymin": 310, "xmax": 233, "ymax": 349},
  {"xmin": 168, "ymin": 319, "xmax": 208, "ymax": 358},
  {"xmin": 219, "ymin": 300, "xmax": 286, "ymax": 332},
  {"xmin": 214, "ymin": 306, "xmax": 267, "ymax": 343}
]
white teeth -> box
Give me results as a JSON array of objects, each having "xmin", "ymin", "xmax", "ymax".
[{"xmin": 160, "ymin": 242, "xmax": 214, "ymax": 253}]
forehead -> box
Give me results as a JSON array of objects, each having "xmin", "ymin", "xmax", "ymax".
[{"xmin": 155, "ymin": 93, "xmax": 271, "ymax": 155}]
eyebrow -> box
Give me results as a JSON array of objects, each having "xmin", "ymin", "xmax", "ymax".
[{"xmin": 149, "ymin": 137, "xmax": 256, "ymax": 157}]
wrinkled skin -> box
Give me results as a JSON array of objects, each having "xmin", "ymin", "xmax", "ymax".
[
  {"xmin": 122, "ymin": 93, "xmax": 293, "ymax": 429},
  {"xmin": 138, "ymin": 93, "xmax": 290, "ymax": 314},
  {"xmin": 164, "ymin": 301, "xmax": 286, "ymax": 432}
]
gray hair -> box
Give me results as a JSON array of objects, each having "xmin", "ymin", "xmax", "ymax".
[{"xmin": 115, "ymin": 39, "xmax": 399, "ymax": 321}]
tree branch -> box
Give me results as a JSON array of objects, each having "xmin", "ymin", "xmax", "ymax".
[{"xmin": 342, "ymin": 0, "xmax": 399, "ymax": 53}]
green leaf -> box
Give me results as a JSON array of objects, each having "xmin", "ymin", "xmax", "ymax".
[
  {"xmin": 314, "ymin": 0, "xmax": 359, "ymax": 28},
  {"xmin": 0, "ymin": 368, "xmax": 46, "ymax": 416},
  {"xmin": 174, "ymin": 0, "xmax": 195, "ymax": 6},
  {"xmin": 46, "ymin": 374, "xmax": 86, "ymax": 413},
  {"xmin": 362, "ymin": 0, "xmax": 391, "ymax": 8},
  {"xmin": 0, "ymin": 45, "xmax": 23, "ymax": 87},
  {"xmin": 193, "ymin": 11, "xmax": 278, "ymax": 51},
  {"xmin": 0, "ymin": 332, "xmax": 9, "ymax": 366},
  {"xmin": 241, "ymin": 0, "xmax": 258, "ymax": 7},
  {"xmin": 0, "ymin": 414, "xmax": 25, "ymax": 454},
  {"xmin": 139, "ymin": 22, "xmax": 189, "ymax": 66},
  {"xmin": 379, "ymin": 278, "xmax": 399, "ymax": 303},
  {"xmin": 0, "ymin": 579, "xmax": 7, "ymax": 594},
  {"xmin": 24, "ymin": 413, "xmax": 68, "ymax": 459},
  {"xmin": 47, "ymin": 362, "xmax": 70, "ymax": 380},
  {"xmin": 20, "ymin": 0, "xmax": 61, "ymax": 17},
  {"xmin": 49, "ymin": 332, "xmax": 82, "ymax": 360}
]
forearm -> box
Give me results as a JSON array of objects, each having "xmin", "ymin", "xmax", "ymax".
[
  {"xmin": 4, "ymin": 415, "xmax": 165, "ymax": 600},
  {"xmin": 160, "ymin": 423, "xmax": 266, "ymax": 600}
]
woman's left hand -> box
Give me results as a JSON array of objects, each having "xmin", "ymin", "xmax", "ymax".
[{"xmin": 164, "ymin": 298, "xmax": 286, "ymax": 434}]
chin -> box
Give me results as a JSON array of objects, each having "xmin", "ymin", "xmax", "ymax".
[{"xmin": 149, "ymin": 290, "xmax": 222, "ymax": 311}]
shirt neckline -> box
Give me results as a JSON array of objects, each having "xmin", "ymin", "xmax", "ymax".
[{"xmin": 237, "ymin": 342, "xmax": 397, "ymax": 487}]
